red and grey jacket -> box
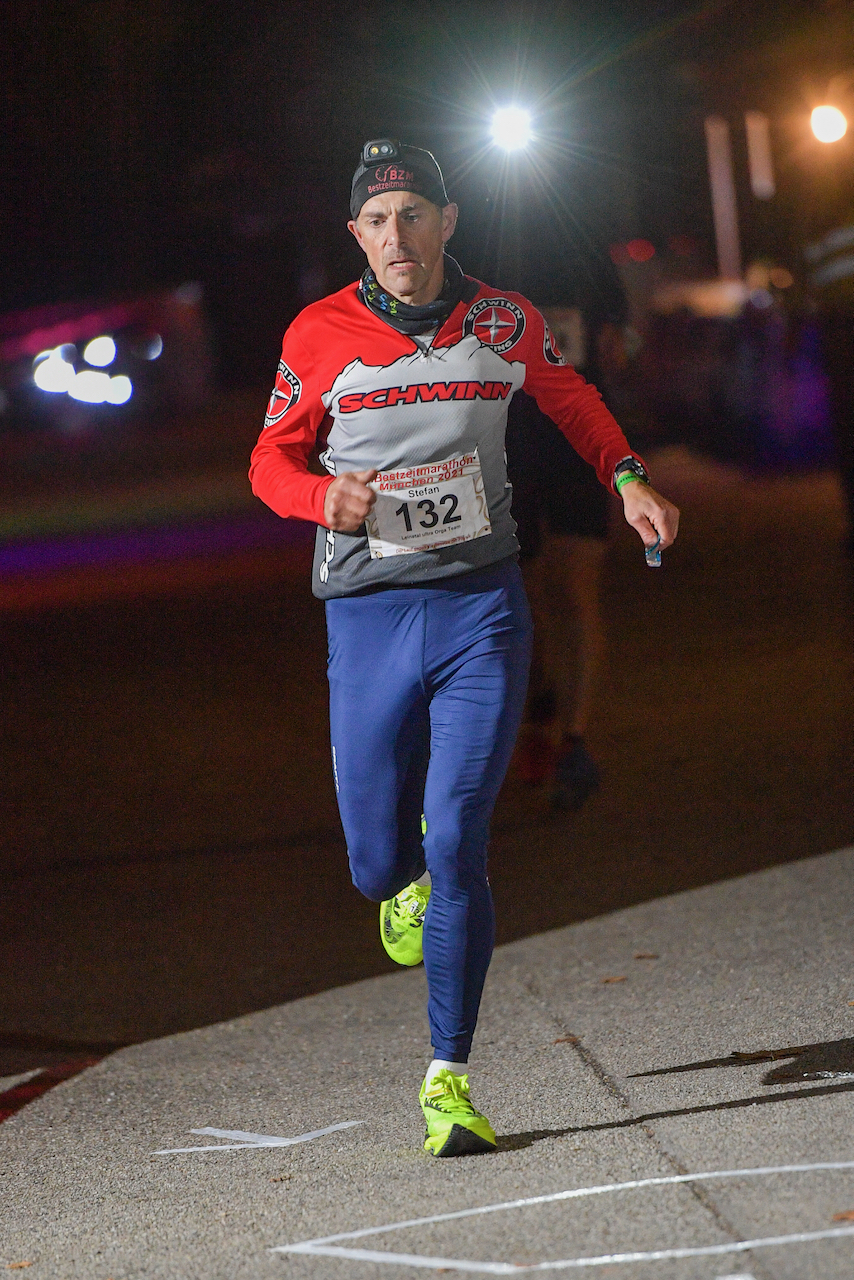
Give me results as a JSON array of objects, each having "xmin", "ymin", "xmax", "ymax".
[{"xmin": 250, "ymin": 273, "xmax": 644, "ymax": 598}]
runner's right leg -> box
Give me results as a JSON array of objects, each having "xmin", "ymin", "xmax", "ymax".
[{"xmin": 326, "ymin": 592, "xmax": 430, "ymax": 906}]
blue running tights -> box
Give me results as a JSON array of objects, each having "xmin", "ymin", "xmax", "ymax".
[{"xmin": 325, "ymin": 558, "xmax": 532, "ymax": 1062}]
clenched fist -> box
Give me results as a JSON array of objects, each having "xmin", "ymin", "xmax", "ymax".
[
  {"xmin": 323, "ymin": 468, "xmax": 379, "ymax": 532},
  {"xmin": 620, "ymin": 480, "xmax": 680, "ymax": 552}
]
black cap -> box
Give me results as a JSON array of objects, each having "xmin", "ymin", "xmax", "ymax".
[{"xmin": 350, "ymin": 140, "xmax": 449, "ymax": 219}]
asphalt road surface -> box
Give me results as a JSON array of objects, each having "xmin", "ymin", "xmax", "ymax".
[
  {"xmin": 4, "ymin": 849, "xmax": 854, "ymax": 1278},
  {"xmin": 1, "ymin": 449, "xmax": 852, "ymax": 1077}
]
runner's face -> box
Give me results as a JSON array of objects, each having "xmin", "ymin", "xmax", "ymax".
[{"xmin": 348, "ymin": 192, "xmax": 458, "ymax": 306}]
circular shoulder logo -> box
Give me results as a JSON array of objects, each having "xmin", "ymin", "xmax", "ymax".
[
  {"xmin": 265, "ymin": 359, "xmax": 302, "ymax": 427},
  {"xmin": 463, "ymin": 297, "xmax": 526, "ymax": 354},
  {"xmin": 543, "ymin": 322, "xmax": 567, "ymax": 366}
]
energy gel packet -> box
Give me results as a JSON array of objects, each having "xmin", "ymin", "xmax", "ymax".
[{"xmin": 645, "ymin": 535, "xmax": 662, "ymax": 568}]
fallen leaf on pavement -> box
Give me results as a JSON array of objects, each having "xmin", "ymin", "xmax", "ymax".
[
  {"xmin": 554, "ymin": 1036, "xmax": 579, "ymax": 1045},
  {"xmin": 6, "ymin": 1265, "xmax": 33, "ymax": 1272},
  {"xmin": 602, "ymin": 975, "xmax": 627, "ymax": 984},
  {"xmin": 634, "ymin": 952, "xmax": 659, "ymax": 960},
  {"xmin": 832, "ymin": 1209, "xmax": 854, "ymax": 1221}
]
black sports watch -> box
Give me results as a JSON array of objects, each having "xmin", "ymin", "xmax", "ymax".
[{"xmin": 613, "ymin": 457, "xmax": 650, "ymax": 490}]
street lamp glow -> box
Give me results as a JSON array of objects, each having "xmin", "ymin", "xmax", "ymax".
[
  {"xmin": 491, "ymin": 106, "xmax": 532, "ymax": 151},
  {"xmin": 811, "ymin": 105, "xmax": 847, "ymax": 143}
]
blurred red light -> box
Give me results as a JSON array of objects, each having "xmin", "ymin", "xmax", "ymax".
[
  {"xmin": 626, "ymin": 239, "xmax": 655, "ymax": 263},
  {"xmin": 609, "ymin": 243, "xmax": 631, "ymax": 265}
]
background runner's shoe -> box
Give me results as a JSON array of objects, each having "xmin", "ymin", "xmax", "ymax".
[
  {"xmin": 420, "ymin": 1069, "xmax": 497, "ymax": 1157},
  {"xmin": 552, "ymin": 736, "xmax": 600, "ymax": 811},
  {"xmin": 380, "ymin": 882, "xmax": 430, "ymax": 966}
]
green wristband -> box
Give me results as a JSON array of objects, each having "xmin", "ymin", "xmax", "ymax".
[{"xmin": 615, "ymin": 471, "xmax": 649, "ymax": 495}]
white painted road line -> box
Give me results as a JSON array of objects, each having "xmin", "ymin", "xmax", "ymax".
[
  {"xmin": 273, "ymin": 1160, "xmax": 854, "ymax": 1272},
  {"xmin": 153, "ymin": 1119, "xmax": 363, "ymax": 1155},
  {"xmin": 0, "ymin": 1068, "xmax": 45, "ymax": 1094},
  {"xmin": 278, "ymin": 1227, "xmax": 854, "ymax": 1273}
]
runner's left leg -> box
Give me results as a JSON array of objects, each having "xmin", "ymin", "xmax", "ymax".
[
  {"xmin": 326, "ymin": 561, "xmax": 531, "ymax": 1063},
  {"xmin": 420, "ymin": 561, "xmax": 532, "ymax": 1063}
]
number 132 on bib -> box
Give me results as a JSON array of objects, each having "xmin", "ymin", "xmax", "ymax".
[{"xmin": 365, "ymin": 450, "xmax": 492, "ymax": 558}]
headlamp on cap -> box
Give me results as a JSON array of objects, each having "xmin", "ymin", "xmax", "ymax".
[{"xmin": 362, "ymin": 139, "xmax": 401, "ymax": 164}]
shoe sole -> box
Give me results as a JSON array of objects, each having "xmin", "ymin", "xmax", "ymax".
[
  {"xmin": 427, "ymin": 1123, "xmax": 497, "ymax": 1157},
  {"xmin": 380, "ymin": 901, "xmax": 425, "ymax": 966}
]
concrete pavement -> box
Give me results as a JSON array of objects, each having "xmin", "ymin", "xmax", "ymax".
[{"xmin": 3, "ymin": 846, "xmax": 854, "ymax": 1279}]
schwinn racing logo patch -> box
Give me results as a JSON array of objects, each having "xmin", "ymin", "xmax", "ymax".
[
  {"xmin": 543, "ymin": 322, "xmax": 566, "ymax": 366},
  {"xmin": 264, "ymin": 360, "xmax": 302, "ymax": 427},
  {"xmin": 462, "ymin": 297, "xmax": 526, "ymax": 354}
]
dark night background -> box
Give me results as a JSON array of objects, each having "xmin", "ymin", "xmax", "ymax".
[
  {"xmin": 4, "ymin": 0, "xmax": 853, "ymax": 382},
  {"xmin": 1, "ymin": 0, "xmax": 853, "ymax": 1083}
]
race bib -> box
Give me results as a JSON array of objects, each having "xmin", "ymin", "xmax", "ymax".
[{"xmin": 365, "ymin": 450, "xmax": 492, "ymax": 558}]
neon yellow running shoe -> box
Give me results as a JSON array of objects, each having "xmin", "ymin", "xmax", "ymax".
[
  {"xmin": 379, "ymin": 881, "xmax": 430, "ymax": 966},
  {"xmin": 420, "ymin": 1069, "xmax": 497, "ymax": 1157}
]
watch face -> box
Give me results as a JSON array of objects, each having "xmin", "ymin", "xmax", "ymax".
[{"xmin": 616, "ymin": 459, "xmax": 648, "ymax": 481}]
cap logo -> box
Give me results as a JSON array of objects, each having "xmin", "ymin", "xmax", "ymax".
[{"xmin": 374, "ymin": 165, "xmax": 415, "ymax": 185}]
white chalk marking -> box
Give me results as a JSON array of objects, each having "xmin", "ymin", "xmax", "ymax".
[
  {"xmin": 153, "ymin": 1118, "xmax": 362, "ymax": 1155},
  {"xmin": 273, "ymin": 1160, "xmax": 854, "ymax": 1272},
  {"xmin": 279, "ymin": 1227, "xmax": 854, "ymax": 1272}
]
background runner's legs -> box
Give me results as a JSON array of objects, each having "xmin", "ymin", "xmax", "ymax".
[{"xmin": 523, "ymin": 533, "xmax": 607, "ymax": 742}]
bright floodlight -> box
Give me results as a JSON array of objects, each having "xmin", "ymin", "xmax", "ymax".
[
  {"xmin": 68, "ymin": 370, "xmax": 111, "ymax": 403},
  {"xmin": 83, "ymin": 335, "xmax": 116, "ymax": 367},
  {"xmin": 106, "ymin": 375, "xmax": 133, "ymax": 404},
  {"xmin": 33, "ymin": 350, "xmax": 75, "ymax": 394},
  {"xmin": 811, "ymin": 105, "xmax": 847, "ymax": 143},
  {"xmin": 491, "ymin": 106, "xmax": 532, "ymax": 151}
]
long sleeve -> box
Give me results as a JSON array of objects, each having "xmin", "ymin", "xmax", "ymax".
[
  {"xmin": 249, "ymin": 323, "xmax": 334, "ymax": 524},
  {"xmin": 517, "ymin": 304, "xmax": 643, "ymax": 492}
]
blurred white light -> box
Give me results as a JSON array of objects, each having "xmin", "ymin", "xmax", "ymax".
[
  {"xmin": 491, "ymin": 106, "xmax": 533, "ymax": 151},
  {"xmin": 33, "ymin": 352, "xmax": 76, "ymax": 393},
  {"xmin": 83, "ymin": 335, "xmax": 116, "ymax": 367},
  {"xmin": 68, "ymin": 370, "xmax": 111, "ymax": 403},
  {"xmin": 811, "ymin": 105, "xmax": 847, "ymax": 143},
  {"xmin": 143, "ymin": 333, "xmax": 163, "ymax": 360},
  {"xmin": 33, "ymin": 349, "xmax": 53, "ymax": 365},
  {"xmin": 106, "ymin": 375, "xmax": 133, "ymax": 404},
  {"xmin": 174, "ymin": 281, "xmax": 203, "ymax": 305}
]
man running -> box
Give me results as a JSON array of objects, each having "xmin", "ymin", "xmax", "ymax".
[{"xmin": 250, "ymin": 140, "xmax": 679, "ymax": 1157}]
